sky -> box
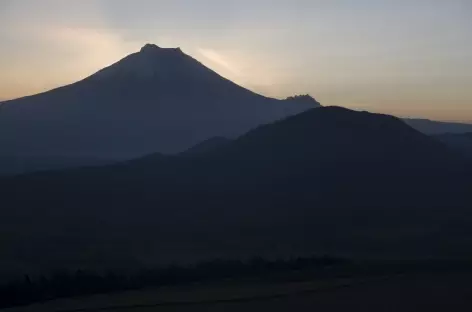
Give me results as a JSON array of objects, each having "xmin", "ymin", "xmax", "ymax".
[{"xmin": 0, "ymin": 0, "xmax": 471, "ymax": 121}]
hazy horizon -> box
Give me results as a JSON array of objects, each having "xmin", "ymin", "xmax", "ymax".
[{"xmin": 1, "ymin": 0, "xmax": 471, "ymax": 122}]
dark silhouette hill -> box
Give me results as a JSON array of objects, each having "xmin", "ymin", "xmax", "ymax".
[
  {"xmin": 403, "ymin": 118, "xmax": 472, "ymax": 135},
  {"xmin": 2, "ymin": 44, "xmax": 472, "ymax": 177},
  {"xmin": 435, "ymin": 132, "xmax": 472, "ymax": 157},
  {"xmin": 0, "ymin": 156, "xmax": 112, "ymax": 176},
  {"xmin": 181, "ymin": 137, "xmax": 232, "ymax": 156},
  {"xmin": 1, "ymin": 107, "xmax": 471, "ymax": 276},
  {"xmin": 0, "ymin": 44, "xmax": 318, "ymax": 167}
]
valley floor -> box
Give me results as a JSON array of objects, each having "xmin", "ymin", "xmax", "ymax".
[{"xmin": 4, "ymin": 272, "xmax": 472, "ymax": 312}]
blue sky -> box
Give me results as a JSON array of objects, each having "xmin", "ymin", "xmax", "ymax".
[{"xmin": 1, "ymin": 0, "xmax": 471, "ymax": 121}]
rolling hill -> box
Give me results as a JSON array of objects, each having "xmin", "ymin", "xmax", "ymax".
[
  {"xmin": 1, "ymin": 107, "xmax": 471, "ymax": 276},
  {"xmin": 2, "ymin": 44, "xmax": 472, "ymax": 177},
  {"xmin": 403, "ymin": 118, "xmax": 472, "ymax": 135},
  {"xmin": 435, "ymin": 132, "xmax": 472, "ymax": 157}
]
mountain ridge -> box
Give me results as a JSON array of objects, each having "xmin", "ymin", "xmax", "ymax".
[
  {"xmin": 0, "ymin": 44, "xmax": 318, "ymax": 164},
  {"xmin": 1, "ymin": 43, "xmax": 472, "ymax": 177},
  {"xmin": 436, "ymin": 132, "xmax": 472, "ymax": 157},
  {"xmin": 1, "ymin": 106, "xmax": 470, "ymax": 275},
  {"xmin": 403, "ymin": 118, "xmax": 472, "ymax": 135}
]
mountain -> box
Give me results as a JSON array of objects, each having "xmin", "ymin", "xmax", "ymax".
[
  {"xmin": 181, "ymin": 136, "xmax": 232, "ymax": 156},
  {"xmin": 0, "ymin": 156, "xmax": 112, "ymax": 176},
  {"xmin": 283, "ymin": 94, "xmax": 321, "ymax": 106},
  {"xmin": 3, "ymin": 43, "xmax": 472, "ymax": 177},
  {"xmin": 0, "ymin": 44, "xmax": 319, "ymax": 167},
  {"xmin": 435, "ymin": 132, "xmax": 472, "ymax": 157},
  {"xmin": 403, "ymin": 118, "xmax": 472, "ymax": 135},
  {"xmin": 1, "ymin": 107, "xmax": 471, "ymax": 276}
]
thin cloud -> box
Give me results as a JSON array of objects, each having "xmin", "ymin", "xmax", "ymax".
[
  {"xmin": 0, "ymin": 1, "xmax": 137, "ymax": 98},
  {"xmin": 198, "ymin": 48, "xmax": 242, "ymax": 77}
]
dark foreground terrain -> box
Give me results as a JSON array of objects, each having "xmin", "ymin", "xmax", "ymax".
[{"xmin": 5, "ymin": 272, "xmax": 472, "ymax": 312}]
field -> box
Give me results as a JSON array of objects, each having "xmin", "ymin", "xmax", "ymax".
[{"xmin": 4, "ymin": 272, "xmax": 472, "ymax": 312}]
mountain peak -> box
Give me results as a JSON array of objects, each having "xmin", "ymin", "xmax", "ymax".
[
  {"xmin": 86, "ymin": 44, "xmax": 189, "ymax": 81},
  {"xmin": 284, "ymin": 94, "xmax": 321, "ymax": 107},
  {"xmin": 139, "ymin": 43, "xmax": 184, "ymax": 55},
  {"xmin": 140, "ymin": 43, "xmax": 161, "ymax": 53},
  {"xmin": 285, "ymin": 94, "xmax": 316, "ymax": 101}
]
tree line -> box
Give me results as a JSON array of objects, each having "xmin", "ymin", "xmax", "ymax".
[{"xmin": 0, "ymin": 256, "xmax": 347, "ymax": 309}]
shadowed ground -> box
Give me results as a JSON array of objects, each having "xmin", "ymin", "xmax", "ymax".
[{"xmin": 5, "ymin": 273, "xmax": 472, "ymax": 312}]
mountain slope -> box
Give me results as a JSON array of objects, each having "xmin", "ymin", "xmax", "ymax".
[
  {"xmin": 1, "ymin": 107, "xmax": 471, "ymax": 276},
  {"xmin": 436, "ymin": 132, "xmax": 472, "ymax": 157},
  {"xmin": 0, "ymin": 44, "xmax": 318, "ymax": 161},
  {"xmin": 180, "ymin": 137, "xmax": 232, "ymax": 156},
  {"xmin": 403, "ymin": 118, "xmax": 472, "ymax": 135},
  {"xmin": 0, "ymin": 156, "xmax": 112, "ymax": 176}
]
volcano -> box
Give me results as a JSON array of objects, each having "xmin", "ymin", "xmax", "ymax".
[{"xmin": 0, "ymin": 44, "xmax": 319, "ymax": 162}]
